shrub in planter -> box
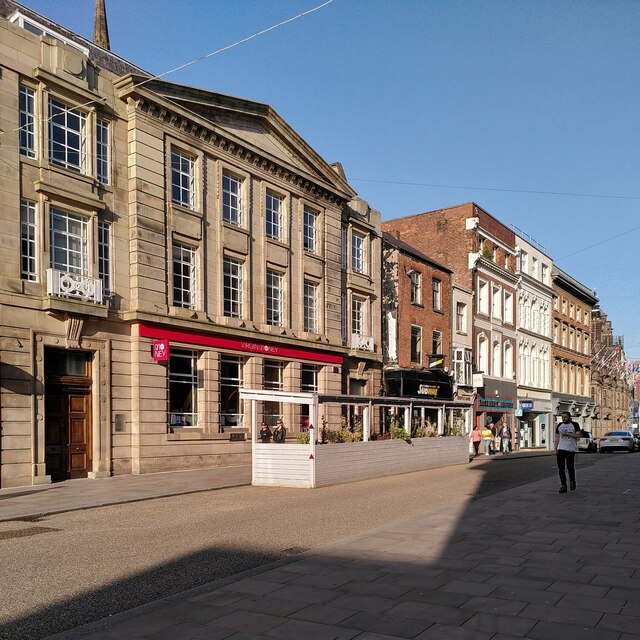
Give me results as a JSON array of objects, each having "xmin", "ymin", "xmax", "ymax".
[
  {"xmin": 296, "ymin": 432, "xmax": 310, "ymax": 444},
  {"xmin": 391, "ymin": 426, "xmax": 411, "ymax": 443}
]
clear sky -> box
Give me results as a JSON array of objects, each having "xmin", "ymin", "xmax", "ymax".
[{"xmin": 19, "ymin": 0, "xmax": 640, "ymax": 357}]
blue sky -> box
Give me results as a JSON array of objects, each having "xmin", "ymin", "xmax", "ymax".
[{"xmin": 20, "ymin": 0, "xmax": 640, "ymax": 357}]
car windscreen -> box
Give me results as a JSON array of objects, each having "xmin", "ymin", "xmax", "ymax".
[{"xmin": 605, "ymin": 432, "xmax": 631, "ymax": 436}]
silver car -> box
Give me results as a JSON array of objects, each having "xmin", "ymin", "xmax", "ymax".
[
  {"xmin": 577, "ymin": 430, "xmax": 597, "ymax": 453},
  {"xmin": 599, "ymin": 431, "xmax": 635, "ymax": 453}
]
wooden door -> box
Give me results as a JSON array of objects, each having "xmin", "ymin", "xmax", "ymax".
[{"xmin": 45, "ymin": 385, "xmax": 91, "ymax": 481}]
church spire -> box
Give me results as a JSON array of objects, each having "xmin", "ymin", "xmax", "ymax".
[{"xmin": 93, "ymin": 0, "xmax": 110, "ymax": 50}]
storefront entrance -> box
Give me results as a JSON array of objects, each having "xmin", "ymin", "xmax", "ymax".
[{"xmin": 44, "ymin": 350, "xmax": 92, "ymax": 481}]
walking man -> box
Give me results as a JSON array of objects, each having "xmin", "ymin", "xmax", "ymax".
[{"xmin": 555, "ymin": 411, "xmax": 581, "ymax": 493}]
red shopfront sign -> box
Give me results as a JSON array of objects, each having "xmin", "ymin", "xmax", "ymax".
[
  {"xmin": 139, "ymin": 324, "xmax": 343, "ymax": 365},
  {"xmin": 152, "ymin": 339, "xmax": 170, "ymax": 361}
]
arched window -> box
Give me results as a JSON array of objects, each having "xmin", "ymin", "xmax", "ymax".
[
  {"xmin": 503, "ymin": 342, "xmax": 513, "ymax": 379},
  {"xmin": 478, "ymin": 334, "xmax": 488, "ymax": 374},
  {"xmin": 492, "ymin": 341, "xmax": 502, "ymax": 378}
]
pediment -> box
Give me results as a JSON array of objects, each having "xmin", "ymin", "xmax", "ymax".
[{"xmin": 141, "ymin": 79, "xmax": 355, "ymax": 200}]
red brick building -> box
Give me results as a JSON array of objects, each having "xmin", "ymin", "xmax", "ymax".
[{"xmin": 383, "ymin": 203, "xmax": 518, "ymax": 436}]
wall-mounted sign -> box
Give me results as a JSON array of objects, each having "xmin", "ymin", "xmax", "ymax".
[
  {"xmin": 152, "ymin": 339, "xmax": 170, "ymax": 362},
  {"xmin": 418, "ymin": 384, "xmax": 438, "ymax": 396},
  {"xmin": 520, "ymin": 400, "xmax": 534, "ymax": 411},
  {"xmin": 478, "ymin": 396, "xmax": 514, "ymax": 411}
]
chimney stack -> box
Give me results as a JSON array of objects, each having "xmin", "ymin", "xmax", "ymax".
[{"xmin": 93, "ymin": 0, "xmax": 110, "ymax": 50}]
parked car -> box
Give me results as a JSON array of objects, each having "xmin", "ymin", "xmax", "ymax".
[
  {"xmin": 577, "ymin": 430, "xmax": 597, "ymax": 453},
  {"xmin": 599, "ymin": 431, "xmax": 635, "ymax": 453}
]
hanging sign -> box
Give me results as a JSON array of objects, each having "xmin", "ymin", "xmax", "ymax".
[
  {"xmin": 520, "ymin": 400, "xmax": 534, "ymax": 411},
  {"xmin": 152, "ymin": 339, "xmax": 170, "ymax": 362}
]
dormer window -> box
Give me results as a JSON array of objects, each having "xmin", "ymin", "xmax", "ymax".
[{"xmin": 10, "ymin": 11, "xmax": 89, "ymax": 55}]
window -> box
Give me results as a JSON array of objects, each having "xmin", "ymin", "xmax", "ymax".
[
  {"xmin": 519, "ymin": 251, "xmax": 528, "ymax": 273},
  {"xmin": 49, "ymin": 98, "xmax": 87, "ymax": 173},
  {"xmin": 300, "ymin": 364, "xmax": 318, "ymax": 427},
  {"xmin": 432, "ymin": 279, "xmax": 441, "ymax": 311},
  {"xmin": 410, "ymin": 325, "xmax": 422, "ymax": 365},
  {"xmin": 562, "ymin": 325, "xmax": 567, "ymax": 347},
  {"xmin": 455, "ymin": 302, "xmax": 467, "ymax": 333},
  {"xmin": 264, "ymin": 360, "xmax": 284, "ymax": 424},
  {"xmin": 478, "ymin": 335, "xmax": 488, "ymax": 373},
  {"xmin": 19, "ymin": 86, "xmax": 36, "ymax": 158},
  {"xmin": 478, "ymin": 279, "xmax": 489, "ymax": 314},
  {"xmin": 221, "ymin": 356, "xmax": 243, "ymax": 428},
  {"xmin": 569, "ymin": 303, "xmax": 574, "ymax": 320},
  {"xmin": 223, "ymin": 257, "xmax": 243, "ymax": 317},
  {"xmin": 171, "ymin": 149, "xmax": 195, "ymax": 209},
  {"xmin": 20, "ymin": 200, "xmax": 37, "ymax": 281},
  {"xmin": 303, "ymin": 207, "xmax": 318, "ymax": 253},
  {"xmin": 303, "ymin": 280, "xmax": 319, "ymax": 333},
  {"xmin": 351, "ymin": 296, "xmax": 366, "ymax": 335},
  {"xmin": 98, "ymin": 221, "xmax": 111, "ymax": 295},
  {"xmin": 266, "ymin": 191, "xmax": 284, "ymax": 240},
  {"xmin": 504, "ymin": 342, "xmax": 513, "ymax": 379},
  {"xmin": 351, "ymin": 231, "xmax": 366, "ymax": 274},
  {"xmin": 541, "ymin": 263, "xmax": 549, "ymax": 284},
  {"xmin": 562, "ymin": 298, "xmax": 567, "ymax": 314},
  {"xmin": 50, "ymin": 208, "xmax": 88, "ymax": 275},
  {"xmin": 504, "ymin": 291, "xmax": 513, "ymax": 323},
  {"xmin": 169, "ymin": 349, "xmax": 198, "ymax": 428},
  {"xmin": 266, "ymin": 269, "xmax": 284, "ymax": 326},
  {"xmin": 453, "ymin": 349, "xmax": 472, "ymax": 386},
  {"xmin": 432, "ymin": 330, "xmax": 442, "ymax": 355},
  {"xmin": 553, "ymin": 322, "xmax": 559, "ymax": 344},
  {"xmin": 341, "ymin": 293, "xmax": 347, "ymax": 345},
  {"xmin": 531, "ymin": 256, "xmax": 538, "ymax": 278},
  {"xmin": 492, "ymin": 285, "xmax": 502, "ymax": 319},
  {"xmin": 222, "ymin": 171, "xmax": 242, "ymax": 226},
  {"xmin": 96, "ymin": 118, "xmax": 109, "ymax": 185},
  {"xmin": 492, "ymin": 342, "xmax": 502, "ymax": 377},
  {"xmin": 172, "ymin": 242, "xmax": 196, "ymax": 308},
  {"xmin": 409, "ymin": 271, "xmax": 421, "ymax": 305},
  {"xmin": 11, "ymin": 11, "xmax": 89, "ymax": 54}
]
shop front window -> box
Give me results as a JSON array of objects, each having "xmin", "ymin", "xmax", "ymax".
[
  {"xmin": 169, "ymin": 349, "xmax": 198, "ymax": 428},
  {"xmin": 264, "ymin": 360, "xmax": 284, "ymax": 424},
  {"xmin": 220, "ymin": 356, "xmax": 243, "ymax": 428}
]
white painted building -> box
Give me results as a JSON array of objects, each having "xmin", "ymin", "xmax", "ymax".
[{"xmin": 515, "ymin": 233, "xmax": 554, "ymax": 449}]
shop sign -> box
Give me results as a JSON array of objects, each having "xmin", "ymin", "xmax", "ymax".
[
  {"xmin": 478, "ymin": 396, "xmax": 514, "ymax": 411},
  {"xmin": 152, "ymin": 339, "xmax": 170, "ymax": 362},
  {"xmin": 515, "ymin": 409, "xmax": 523, "ymax": 417},
  {"xmin": 417, "ymin": 384, "xmax": 438, "ymax": 396},
  {"xmin": 520, "ymin": 400, "xmax": 534, "ymax": 411}
]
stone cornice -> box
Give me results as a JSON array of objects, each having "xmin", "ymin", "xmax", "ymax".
[{"xmin": 115, "ymin": 76, "xmax": 354, "ymax": 207}]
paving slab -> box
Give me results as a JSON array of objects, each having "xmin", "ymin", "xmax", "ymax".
[{"xmin": 41, "ymin": 453, "xmax": 640, "ymax": 640}]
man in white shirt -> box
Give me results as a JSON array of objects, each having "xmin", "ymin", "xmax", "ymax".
[{"xmin": 554, "ymin": 411, "xmax": 581, "ymax": 493}]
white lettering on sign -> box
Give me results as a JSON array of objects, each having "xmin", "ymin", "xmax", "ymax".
[{"xmin": 240, "ymin": 342, "xmax": 279, "ymax": 354}]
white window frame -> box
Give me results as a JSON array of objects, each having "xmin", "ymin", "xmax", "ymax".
[
  {"xmin": 478, "ymin": 279, "xmax": 489, "ymax": 315},
  {"xmin": 409, "ymin": 271, "xmax": 421, "ymax": 305},
  {"xmin": 303, "ymin": 280, "xmax": 319, "ymax": 333},
  {"xmin": 453, "ymin": 348, "xmax": 472, "ymax": 386},
  {"xmin": 20, "ymin": 200, "xmax": 38, "ymax": 281},
  {"xmin": 98, "ymin": 221, "xmax": 111, "ymax": 295},
  {"xmin": 171, "ymin": 148, "xmax": 196, "ymax": 210},
  {"xmin": 172, "ymin": 242, "xmax": 197, "ymax": 309},
  {"xmin": 503, "ymin": 342, "xmax": 513, "ymax": 379},
  {"xmin": 351, "ymin": 231, "xmax": 366, "ymax": 274},
  {"xmin": 351, "ymin": 296, "xmax": 366, "ymax": 336},
  {"xmin": 49, "ymin": 98, "xmax": 87, "ymax": 174},
  {"xmin": 455, "ymin": 302, "xmax": 467, "ymax": 334},
  {"xmin": 432, "ymin": 330, "xmax": 443, "ymax": 356},
  {"xmin": 19, "ymin": 85, "xmax": 36, "ymax": 159},
  {"xmin": 96, "ymin": 118, "xmax": 110, "ymax": 185},
  {"xmin": 50, "ymin": 208, "xmax": 88, "ymax": 275},
  {"xmin": 491, "ymin": 285, "xmax": 502, "ymax": 320},
  {"xmin": 303, "ymin": 207, "xmax": 318, "ymax": 254},
  {"xmin": 222, "ymin": 171, "xmax": 243, "ymax": 226},
  {"xmin": 223, "ymin": 256, "xmax": 244, "ymax": 318},
  {"xmin": 432, "ymin": 278, "xmax": 442, "ymax": 311},
  {"xmin": 478, "ymin": 334, "xmax": 488, "ymax": 374},
  {"xmin": 492, "ymin": 341, "xmax": 502, "ymax": 377},
  {"xmin": 266, "ymin": 191, "xmax": 284, "ymax": 240},
  {"xmin": 10, "ymin": 11, "xmax": 89, "ymax": 55},
  {"xmin": 504, "ymin": 291, "xmax": 513, "ymax": 324},
  {"xmin": 266, "ymin": 269, "xmax": 284, "ymax": 326}
]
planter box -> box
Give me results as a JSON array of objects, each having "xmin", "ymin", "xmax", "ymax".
[{"xmin": 252, "ymin": 436, "xmax": 468, "ymax": 488}]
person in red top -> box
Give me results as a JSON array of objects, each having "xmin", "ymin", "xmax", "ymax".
[{"xmin": 469, "ymin": 424, "xmax": 482, "ymax": 457}]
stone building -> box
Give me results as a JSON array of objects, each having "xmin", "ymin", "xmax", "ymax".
[
  {"xmin": 550, "ymin": 266, "xmax": 597, "ymax": 433},
  {"xmin": 0, "ymin": 1, "xmax": 381, "ymax": 488},
  {"xmin": 514, "ymin": 234, "xmax": 554, "ymax": 449},
  {"xmin": 590, "ymin": 307, "xmax": 629, "ymax": 438},
  {"xmin": 381, "ymin": 232, "xmax": 472, "ymax": 435},
  {"xmin": 383, "ymin": 203, "xmax": 518, "ymax": 437}
]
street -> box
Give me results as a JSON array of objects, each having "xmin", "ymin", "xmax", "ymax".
[{"xmin": 1, "ymin": 453, "xmax": 598, "ymax": 639}]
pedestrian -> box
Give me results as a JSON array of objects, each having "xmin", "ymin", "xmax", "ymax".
[
  {"xmin": 555, "ymin": 411, "xmax": 581, "ymax": 493},
  {"xmin": 469, "ymin": 424, "xmax": 482, "ymax": 457},
  {"xmin": 500, "ymin": 423, "xmax": 511, "ymax": 454},
  {"xmin": 273, "ymin": 419, "xmax": 287, "ymax": 443},
  {"xmin": 259, "ymin": 421, "xmax": 272, "ymax": 443},
  {"xmin": 482, "ymin": 419, "xmax": 494, "ymax": 456}
]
